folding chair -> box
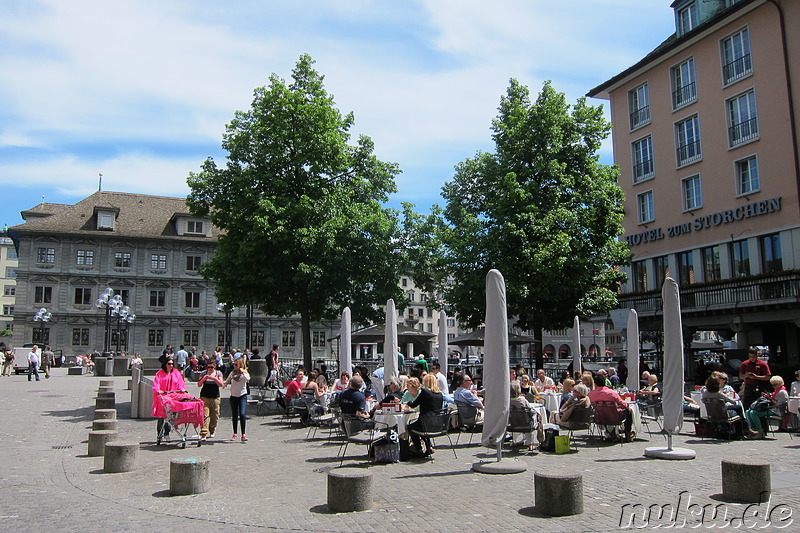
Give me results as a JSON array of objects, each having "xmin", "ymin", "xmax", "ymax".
[
  {"xmin": 303, "ymin": 395, "xmax": 336, "ymax": 439},
  {"xmin": 764, "ymin": 403, "xmax": 789, "ymax": 438},
  {"xmin": 507, "ymin": 405, "xmax": 536, "ymax": 450},
  {"xmin": 592, "ymin": 400, "xmax": 628, "ymax": 443},
  {"xmin": 338, "ymin": 413, "xmax": 380, "ymax": 466},
  {"xmin": 702, "ymin": 398, "xmax": 742, "ymax": 440},
  {"xmin": 409, "ymin": 410, "xmax": 457, "ymax": 459},
  {"xmin": 455, "ymin": 401, "xmax": 482, "ymax": 446},
  {"xmin": 557, "ymin": 405, "xmax": 594, "ymax": 451}
]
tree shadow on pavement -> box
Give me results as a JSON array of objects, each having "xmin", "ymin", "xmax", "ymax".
[{"xmin": 44, "ymin": 406, "xmax": 95, "ymax": 423}]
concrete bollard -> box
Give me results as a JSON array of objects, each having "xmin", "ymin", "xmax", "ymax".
[
  {"xmin": 98, "ymin": 392, "xmax": 116, "ymax": 401},
  {"xmin": 327, "ymin": 468, "xmax": 373, "ymax": 512},
  {"xmin": 170, "ymin": 458, "xmax": 210, "ymax": 496},
  {"xmin": 722, "ymin": 460, "xmax": 771, "ymax": 503},
  {"xmin": 98, "ymin": 386, "xmax": 114, "ymax": 395},
  {"xmin": 103, "ymin": 441, "xmax": 139, "ymax": 473},
  {"xmin": 534, "ymin": 471, "xmax": 584, "ymax": 516},
  {"xmin": 94, "ymin": 409, "xmax": 117, "ymax": 421},
  {"xmin": 88, "ymin": 430, "xmax": 118, "ymax": 457},
  {"xmin": 126, "ymin": 379, "xmax": 132, "ymax": 390},
  {"xmin": 99, "ymin": 380, "xmax": 114, "ymax": 387},
  {"xmin": 96, "ymin": 397, "xmax": 115, "ymax": 410},
  {"xmin": 92, "ymin": 419, "xmax": 118, "ymax": 432}
]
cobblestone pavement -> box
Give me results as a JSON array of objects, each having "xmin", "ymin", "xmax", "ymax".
[{"xmin": 2, "ymin": 370, "xmax": 799, "ymax": 532}]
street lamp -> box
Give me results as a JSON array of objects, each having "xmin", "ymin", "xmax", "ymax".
[
  {"xmin": 124, "ymin": 313, "xmax": 136, "ymax": 353},
  {"xmin": 33, "ymin": 307, "xmax": 52, "ymax": 346},
  {"xmin": 95, "ymin": 288, "xmax": 118, "ymax": 354},
  {"xmin": 216, "ymin": 303, "xmax": 234, "ymax": 353},
  {"xmin": 111, "ymin": 304, "xmax": 130, "ymax": 353}
]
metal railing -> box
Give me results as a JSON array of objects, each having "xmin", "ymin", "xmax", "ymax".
[
  {"xmin": 672, "ymin": 81, "xmax": 697, "ymax": 108},
  {"xmin": 676, "ymin": 140, "xmax": 701, "ymax": 166},
  {"xmin": 729, "ymin": 117, "xmax": 758, "ymax": 146},
  {"xmin": 629, "ymin": 105, "xmax": 651, "ymax": 130},
  {"xmin": 723, "ymin": 54, "xmax": 752, "ymax": 85}
]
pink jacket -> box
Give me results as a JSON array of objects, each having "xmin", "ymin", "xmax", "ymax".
[{"xmin": 152, "ymin": 369, "xmax": 187, "ymax": 417}]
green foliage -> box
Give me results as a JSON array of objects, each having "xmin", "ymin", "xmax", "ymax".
[
  {"xmin": 438, "ymin": 80, "xmax": 629, "ymax": 331},
  {"xmin": 0, "ymin": 329, "xmax": 12, "ymax": 337},
  {"xmin": 187, "ymin": 54, "xmax": 404, "ymax": 366}
]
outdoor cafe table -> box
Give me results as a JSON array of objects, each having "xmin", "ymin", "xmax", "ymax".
[
  {"xmin": 690, "ymin": 390, "xmax": 741, "ymax": 419},
  {"xmin": 539, "ymin": 391, "xmax": 560, "ymax": 413},
  {"xmin": 788, "ymin": 396, "xmax": 800, "ymax": 415},
  {"xmin": 372, "ymin": 409, "xmax": 418, "ymax": 436}
]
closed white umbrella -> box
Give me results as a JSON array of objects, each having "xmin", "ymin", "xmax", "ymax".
[
  {"xmin": 481, "ymin": 269, "xmax": 510, "ymax": 449},
  {"xmin": 383, "ymin": 299, "xmax": 398, "ymax": 381},
  {"xmin": 644, "ymin": 277, "xmax": 695, "ymax": 459},
  {"xmin": 339, "ymin": 307, "xmax": 352, "ymax": 378},
  {"xmin": 438, "ymin": 310, "xmax": 448, "ymax": 381},
  {"xmin": 572, "ymin": 315, "xmax": 582, "ymax": 376},
  {"xmin": 626, "ymin": 309, "xmax": 640, "ymax": 392}
]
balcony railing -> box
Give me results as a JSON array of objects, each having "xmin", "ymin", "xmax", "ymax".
[
  {"xmin": 729, "ymin": 117, "xmax": 758, "ymax": 147},
  {"xmin": 723, "ymin": 54, "xmax": 752, "ymax": 85},
  {"xmin": 617, "ymin": 271, "xmax": 800, "ymax": 316},
  {"xmin": 676, "ymin": 140, "xmax": 701, "ymax": 166},
  {"xmin": 672, "ymin": 81, "xmax": 697, "ymax": 108},
  {"xmin": 632, "ymin": 158, "xmax": 654, "ymax": 183},
  {"xmin": 629, "ymin": 105, "xmax": 650, "ymax": 130}
]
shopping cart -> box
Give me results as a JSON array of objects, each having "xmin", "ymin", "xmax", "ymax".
[{"xmin": 157, "ymin": 392, "xmax": 205, "ymax": 448}]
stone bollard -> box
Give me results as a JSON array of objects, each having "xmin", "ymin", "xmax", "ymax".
[
  {"xmin": 99, "ymin": 380, "xmax": 114, "ymax": 387},
  {"xmin": 88, "ymin": 430, "xmax": 117, "ymax": 457},
  {"xmin": 327, "ymin": 468, "xmax": 373, "ymax": 512},
  {"xmin": 170, "ymin": 458, "xmax": 210, "ymax": 496},
  {"xmin": 94, "ymin": 409, "xmax": 117, "ymax": 421},
  {"xmin": 98, "ymin": 392, "xmax": 116, "ymax": 400},
  {"xmin": 103, "ymin": 441, "xmax": 139, "ymax": 473},
  {"xmin": 98, "ymin": 386, "xmax": 114, "ymax": 395},
  {"xmin": 96, "ymin": 397, "xmax": 115, "ymax": 410},
  {"xmin": 92, "ymin": 419, "xmax": 118, "ymax": 432},
  {"xmin": 534, "ymin": 471, "xmax": 584, "ymax": 516},
  {"xmin": 126, "ymin": 379, "xmax": 132, "ymax": 390},
  {"xmin": 722, "ymin": 460, "xmax": 771, "ymax": 503}
]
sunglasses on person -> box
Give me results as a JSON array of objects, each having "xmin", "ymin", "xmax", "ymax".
[{"xmin": 166, "ymin": 362, "xmax": 174, "ymax": 365}]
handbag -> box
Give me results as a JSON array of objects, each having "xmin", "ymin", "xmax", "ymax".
[
  {"xmin": 749, "ymin": 397, "xmax": 771, "ymax": 411},
  {"xmin": 539, "ymin": 427, "xmax": 558, "ymax": 452}
]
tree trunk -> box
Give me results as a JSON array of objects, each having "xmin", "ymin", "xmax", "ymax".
[
  {"xmin": 533, "ymin": 325, "xmax": 544, "ymax": 372},
  {"xmin": 300, "ymin": 292, "xmax": 312, "ymax": 371}
]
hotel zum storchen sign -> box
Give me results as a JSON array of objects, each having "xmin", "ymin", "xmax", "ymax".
[{"xmin": 624, "ymin": 197, "xmax": 782, "ymax": 247}]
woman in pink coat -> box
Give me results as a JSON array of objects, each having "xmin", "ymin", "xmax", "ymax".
[{"xmin": 152, "ymin": 359, "xmax": 187, "ymax": 441}]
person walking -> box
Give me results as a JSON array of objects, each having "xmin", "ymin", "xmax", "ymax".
[
  {"xmin": 2, "ymin": 349, "xmax": 14, "ymax": 376},
  {"xmin": 197, "ymin": 360, "xmax": 224, "ymax": 440},
  {"xmin": 224, "ymin": 357, "xmax": 250, "ymax": 442},
  {"xmin": 28, "ymin": 345, "xmax": 41, "ymax": 382},
  {"xmin": 42, "ymin": 346, "xmax": 55, "ymax": 379}
]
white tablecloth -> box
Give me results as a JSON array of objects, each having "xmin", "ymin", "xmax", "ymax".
[
  {"xmin": 691, "ymin": 391, "xmax": 741, "ymax": 419},
  {"xmin": 373, "ymin": 410, "xmax": 418, "ymax": 435},
  {"xmin": 540, "ymin": 392, "xmax": 560, "ymax": 413},
  {"xmin": 788, "ymin": 397, "xmax": 800, "ymax": 415}
]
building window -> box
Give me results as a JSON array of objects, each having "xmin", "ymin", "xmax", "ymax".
[
  {"xmin": 637, "ymin": 191, "xmax": 655, "ymax": 224},
  {"xmin": 74, "ymin": 287, "xmax": 92, "ymax": 305},
  {"xmin": 632, "ymin": 136, "xmax": 654, "ymax": 183},
  {"xmin": 677, "ymin": 251, "xmax": 695, "ymax": 286},
  {"xmin": 427, "ymin": 323, "xmax": 433, "ymax": 333},
  {"xmin": 183, "ymin": 329, "xmax": 199, "ymax": 346},
  {"xmin": 654, "ymin": 256, "xmax": 669, "ymax": 289},
  {"xmin": 186, "ymin": 256, "xmax": 202, "ymax": 271},
  {"xmin": 217, "ymin": 331, "xmax": 226, "ymax": 346},
  {"xmin": 447, "ymin": 318, "xmax": 455, "ymax": 327},
  {"xmin": 447, "ymin": 333, "xmax": 456, "ymax": 341},
  {"xmin": 671, "ymin": 58, "xmax": 697, "ymax": 109},
  {"xmin": 730, "ymin": 240, "xmax": 751, "ymax": 277},
  {"xmin": 184, "ymin": 291, "xmax": 201, "ymax": 309},
  {"xmin": 115, "ymin": 289, "xmax": 130, "ymax": 306},
  {"xmin": 282, "ymin": 331, "xmax": 296, "ymax": 347},
  {"xmin": 676, "ymin": 115, "xmax": 701, "ymax": 166},
  {"xmin": 312, "ymin": 331, "xmax": 326, "ymax": 348},
  {"xmin": 32, "ymin": 328, "xmax": 50, "ymax": 345},
  {"xmin": 631, "ymin": 261, "xmax": 648, "ymax": 292},
  {"xmin": 37, "ymin": 247, "xmax": 55, "ymax": 264},
  {"xmin": 727, "ymin": 91, "xmax": 758, "ymax": 147},
  {"xmin": 406, "ymin": 290, "xmax": 414, "ymax": 301},
  {"xmin": 114, "ymin": 252, "xmax": 132, "ymax": 268},
  {"xmin": 150, "ymin": 254, "xmax": 167, "ymax": 270},
  {"xmin": 34, "ymin": 286, "xmax": 52, "ymax": 304},
  {"xmin": 702, "ymin": 246, "xmax": 721, "ymax": 282},
  {"xmin": 7, "ymin": 248, "xmax": 18, "ymax": 260},
  {"xmin": 72, "ymin": 328, "xmax": 90, "ymax": 346},
  {"xmin": 76, "ymin": 250, "xmax": 94, "ymax": 266},
  {"xmin": 736, "ymin": 155, "xmax": 760, "ymax": 195},
  {"xmin": 5, "ymin": 267, "xmax": 15, "ymax": 279},
  {"xmin": 251, "ymin": 330, "xmax": 266, "ymax": 347},
  {"xmin": 722, "ymin": 28, "xmax": 751, "ymax": 85},
  {"xmin": 3, "ymin": 285, "xmax": 15, "ymax": 297},
  {"xmin": 398, "ymin": 308, "xmax": 404, "ymax": 317},
  {"xmin": 427, "ymin": 308, "xmax": 433, "ymax": 318},
  {"xmin": 628, "ymin": 83, "xmax": 650, "ymax": 130},
  {"xmin": 761, "ymin": 234, "xmax": 782, "ymax": 273},
  {"xmin": 2, "ymin": 305, "xmax": 14, "ymax": 316},
  {"xmin": 417, "ymin": 308, "xmax": 424, "ymax": 317},
  {"xmin": 187, "ymin": 220, "xmax": 204, "ymax": 234},
  {"xmin": 97, "ymin": 213, "xmax": 114, "ymax": 229},
  {"xmin": 401, "ymin": 278, "xmax": 408, "ymax": 287},
  {"xmin": 148, "ymin": 329, "xmax": 165, "ymax": 347},
  {"xmin": 682, "ymin": 175, "xmax": 702, "ymax": 211},
  {"xmin": 678, "ymin": 2, "xmax": 697, "ymax": 35},
  {"xmin": 149, "ymin": 290, "xmax": 166, "ymax": 307}
]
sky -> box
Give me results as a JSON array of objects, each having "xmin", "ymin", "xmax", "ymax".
[{"xmin": 0, "ymin": 0, "xmax": 676, "ymax": 228}]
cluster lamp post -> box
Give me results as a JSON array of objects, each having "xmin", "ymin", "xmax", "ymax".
[{"xmin": 33, "ymin": 307, "xmax": 52, "ymax": 345}]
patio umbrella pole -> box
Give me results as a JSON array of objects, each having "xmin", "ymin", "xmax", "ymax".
[{"xmin": 495, "ymin": 441, "xmax": 502, "ymax": 462}]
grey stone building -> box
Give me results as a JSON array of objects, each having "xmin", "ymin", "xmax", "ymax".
[{"xmin": 8, "ymin": 191, "xmax": 336, "ymax": 360}]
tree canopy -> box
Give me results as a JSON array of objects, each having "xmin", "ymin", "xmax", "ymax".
[
  {"xmin": 432, "ymin": 80, "xmax": 628, "ymax": 362},
  {"xmin": 187, "ymin": 54, "xmax": 404, "ymax": 368}
]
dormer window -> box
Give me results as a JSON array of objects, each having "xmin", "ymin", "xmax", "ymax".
[
  {"xmin": 678, "ymin": 3, "xmax": 697, "ymax": 35},
  {"xmin": 94, "ymin": 206, "xmax": 119, "ymax": 231},
  {"xmin": 187, "ymin": 220, "xmax": 204, "ymax": 234}
]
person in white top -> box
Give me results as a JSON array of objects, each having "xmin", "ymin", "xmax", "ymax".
[
  {"xmin": 28, "ymin": 346, "xmax": 41, "ymax": 382},
  {"xmin": 431, "ymin": 362, "xmax": 449, "ymax": 395},
  {"xmin": 534, "ymin": 368, "xmax": 554, "ymax": 391}
]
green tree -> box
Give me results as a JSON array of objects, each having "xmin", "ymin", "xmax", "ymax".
[
  {"xmin": 438, "ymin": 80, "xmax": 628, "ymax": 368},
  {"xmin": 187, "ymin": 54, "xmax": 404, "ymax": 369}
]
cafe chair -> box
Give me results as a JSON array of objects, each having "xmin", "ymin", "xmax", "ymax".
[
  {"xmin": 255, "ymin": 388, "xmax": 283, "ymax": 416},
  {"xmin": 455, "ymin": 401, "xmax": 483, "ymax": 446},
  {"xmin": 303, "ymin": 395, "xmax": 336, "ymax": 439},
  {"xmin": 507, "ymin": 405, "xmax": 537, "ymax": 448},
  {"xmin": 557, "ymin": 405, "xmax": 594, "ymax": 451},
  {"xmin": 591, "ymin": 400, "xmax": 627, "ymax": 443},
  {"xmin": 409, "ymin": 410, "xmax": 457, "ymax": 459},
  {"xmin": 338, "ymin": 413, "xmax": 380, "ymax": 466},
  {"xmin": 701, "ymin": 398, "xmax": 742, "ymax": 440},
  {"xmin": 764, "ymin": 403, "xmax": 789, "ymax": 438}
]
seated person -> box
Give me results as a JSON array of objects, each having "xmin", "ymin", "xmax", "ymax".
[
  {"xmin": 534, "ymin": 369, "xmax": 555, "ymax": 391},
  {"xmin": 332, "ymin": 371, "xmax": 350, "ymax": 392},
  {"xmin": 510, "ymin": 380, "xmax": 536, "ymax": 450},
  {"xmin": 744, "ymin": 375, "xmax": 789, "ymax": 439},
  {"xmin": 588, "ymin": 373, "xmax": 634, "ymax": 442},
  {"xmin": 607, "ymin": 368, "xmax": 621, "ymax": 388},
  {"xmin": 581, "ymin": 371, "xmax": 595, "ymax": 391},
  {"xmin": 401, "ymin": 377, "xmax": 422, "ymax": 408},
  {"xmin": 453, "ymin": 374, "xmax": 483, "ymax": 409},
  {"xmin": 519, "ymin": 374, "xmax": 534, "ymax": 396},
  {"xmin": 379, "ymin": 377, "xmax": 403, "ymax": 405},
  {"xmin": 559, "ymin": 378, "xmax": 575, "ymax": 407},
  {"xmin": 550, "ymin": 383, "xmax": 591, "ymax": 428},
  {"xmin": 406, "ymin": 374, "xmax": 444, "ymax": 457},
  {"xmin": 683, "ymin": 395, "xmax": 701, "ymax": 415},
  {"xmin": 152, "ymin": 359, "xmax": 187, "ymax": 441},
  {"xmin": 637, "ymin": 374, "xmax": 662, "ymax": 415},
  {"xmin": 284, "ymin": 369, "xmax": 305, "ymax": 407},
  {"xmin": 339, "ymin": 374, "xmax": 369, "ymax": 418},
  {"xmin": 718, "ymin": 372, "xmax": 739, "ymax": 400}
]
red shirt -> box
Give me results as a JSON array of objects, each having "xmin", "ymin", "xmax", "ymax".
[
  {"xmin": 588, "ymin": 386, "xmax": 629, "ymax": 410},
  {"xmin": 740, "ymin": 358, "xmax": 770, "ymax": 387},
  {"xmin": 285, "ymin": 379, "xmax": 303, "ymax": 401}
]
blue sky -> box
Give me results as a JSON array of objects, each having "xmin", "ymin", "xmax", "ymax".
[{"xmin": 1, "ymin": 0, "xmax": 675, "ymax": 227}]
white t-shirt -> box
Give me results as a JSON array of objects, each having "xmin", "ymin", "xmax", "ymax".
[{"xmin": 435, "ymin": 372, "xmax": 449, "ymax": 395}]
